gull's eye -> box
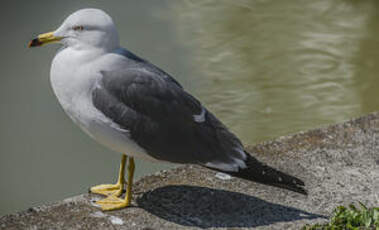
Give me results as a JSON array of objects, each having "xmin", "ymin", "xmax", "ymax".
[{"xmin": 73, "ymin": 25, "xmax": 84, "ymax": 31}]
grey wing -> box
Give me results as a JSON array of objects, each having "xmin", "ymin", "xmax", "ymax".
[{"xmin": 92, "ymin": 68, "xmax": 246, "ymax": 171}]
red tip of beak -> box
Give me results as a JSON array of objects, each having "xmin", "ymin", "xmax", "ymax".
[{"xmin": 28, "ymin": 38, "xmax": 42, "ymax": 48}]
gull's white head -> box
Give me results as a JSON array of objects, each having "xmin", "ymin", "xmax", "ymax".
[{"xmin": 29, "ymin": 8, "xmax": 119, "ymax": 51}]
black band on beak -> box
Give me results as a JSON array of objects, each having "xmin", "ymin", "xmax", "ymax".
[{"xmin": 28, "ymin": 38, "xmax": 42, "ymax": 48}]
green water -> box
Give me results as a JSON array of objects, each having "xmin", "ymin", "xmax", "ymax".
[{"xmin": 1, "ymin": 0, "xmax": 379, "ymax": 216}]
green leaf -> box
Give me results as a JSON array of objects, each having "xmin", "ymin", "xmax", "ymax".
[
  {"xmin": 303, "ymin": 202, "xmax": 379, "ymax": 229},
  {"xmin": 358, "ymin": 201, "xmax": 367, "ymax": 211}
]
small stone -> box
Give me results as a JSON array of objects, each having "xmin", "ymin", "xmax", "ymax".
[
  {"xmin": 215, "ymin": 172, "xmax": 232, "ymax": 180},
  {"xmin": 109, "ymin": 216, "xmax": 124, "ymax": 225},
  {"xmin": 90, "ymin": 211, "xmax": 107, "ymax": 218}
]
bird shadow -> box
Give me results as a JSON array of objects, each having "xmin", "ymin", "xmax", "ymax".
[{"xmin": 136, "ymin": 185, "xmax": 326, "ymax": 228}]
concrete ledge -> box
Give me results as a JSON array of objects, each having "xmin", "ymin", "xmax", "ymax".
[{"xmin": 1, "ymin": 112, "xmax": 378, "ymax": 229}]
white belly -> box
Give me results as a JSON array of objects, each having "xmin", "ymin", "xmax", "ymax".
[{"xmin": 50, "ymin": 47, "xmax": 157, "ymax": 161}]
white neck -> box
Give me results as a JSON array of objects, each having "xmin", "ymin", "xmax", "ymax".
[{"xmin": 50, "ymin": 47, "xmax": 104, "ymax": 112}]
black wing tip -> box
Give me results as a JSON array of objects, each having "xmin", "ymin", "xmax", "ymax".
[
  {"xmin": 273, "ymin": 175, "xmax": 308, "ymax": 195},
  {"xmin": 233, "ymin": 169, "xmax": 309, "ymax": 195},
  {"xmin": 227, "ymin": 152, "xmax": 309, "ymax": 195},
  {"xmin": 274, "ymin": 181, "xmax": 308, "ymax": 195},
  {"xmin": 294, "ymin": 180, "xmax": 308, "ymax": 195},
  {"xmin": 288, "ymin": 187, "xmax": 308, "ymax": 195},
  {"xmin": 298, "ymin": 187, "xmax": 308, "ymax": 195}
]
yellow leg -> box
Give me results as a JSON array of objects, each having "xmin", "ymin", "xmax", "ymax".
[
  {"xmin": 125, "ymin": 157, "xmax": 135, "ymax": 205},
  {"xmin": 90, "ymin": 154, "xmax": 126, "ymax": 197},
  {"xmin": 96, "ymin": 157, "xmax": 135, "ymax": 211}
]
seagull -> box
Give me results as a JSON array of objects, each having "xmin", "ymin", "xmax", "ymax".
[{"xmin": 29, "ymin": 8, "xmax": 306, "ymax": 211}]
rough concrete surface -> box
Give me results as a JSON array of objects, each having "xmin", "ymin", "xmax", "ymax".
[{"xmin": 1, "ymin": 112, "xmax": 378, "ymax": 230}]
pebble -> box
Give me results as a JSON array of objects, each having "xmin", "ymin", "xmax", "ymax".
[
  {"xmin": 109, "ymin": 216, "xmax": 124, "ymax": 225},
  {"xmin": 90, "ymin": 211, "xmax": 107, "ymax": 218},
  {"xmin": 215, "ymin": 172, "xmax": 232, "ymax": 180}
]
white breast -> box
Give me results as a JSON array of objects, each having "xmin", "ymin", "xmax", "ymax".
[{"xmin": 50, "ymin": 47, "xmax": 157, "ymax": 161}]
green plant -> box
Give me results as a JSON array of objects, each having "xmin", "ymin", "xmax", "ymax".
[{"xmin": 303, "ymin": 202, "xmax": 379, "ymax": 230}]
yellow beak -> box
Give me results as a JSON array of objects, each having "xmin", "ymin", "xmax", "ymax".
[{"xmin": 28, "ymin": 31, "xmax": 63, "ymax": 48}]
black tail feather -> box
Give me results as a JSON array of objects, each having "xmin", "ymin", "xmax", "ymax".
[{"xmin": 210, "ymin": 152, "xmax": 307, "ymax": 195}]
